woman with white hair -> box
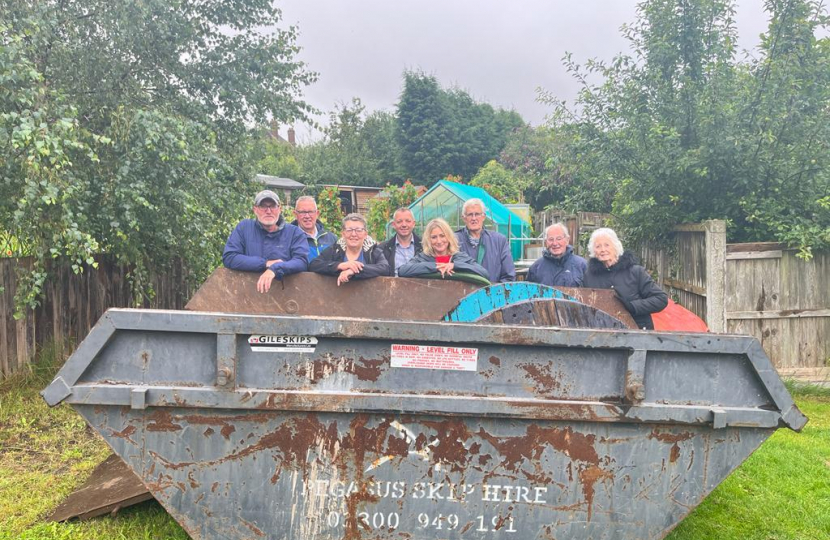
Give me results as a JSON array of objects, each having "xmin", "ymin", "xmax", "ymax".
[{"xmin": 583, "ymin": 228, "xmax": 668, "ymax": 329}]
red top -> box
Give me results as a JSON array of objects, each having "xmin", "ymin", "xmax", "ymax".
[{"xmin": 435, "ymin": 255, "xmax": 451, "ymax": 264}]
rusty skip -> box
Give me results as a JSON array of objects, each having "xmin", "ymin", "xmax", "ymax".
[{"xmin": 42, "ymin": 309, "xmax": 806, "ymax": 540}]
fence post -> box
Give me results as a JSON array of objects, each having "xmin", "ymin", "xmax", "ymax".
[{"xmin": 704, "ymin": 220, "xmax": 727, "ymax": 332}]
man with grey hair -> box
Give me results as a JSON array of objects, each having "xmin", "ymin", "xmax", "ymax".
[
  {"xmin": 223, "ymin": 190, "xmax": 309, "ymax": 293},
  {"xmin": 291, "ymin": 195, "xmax": 337, "ymax": 261},
  {"xmin": 526, "ymin": 223, "xmax": 587, "ymax": 287},
  {"xmin": 455, "ymin": 198, "xmax": 515, "ymax": 283}
]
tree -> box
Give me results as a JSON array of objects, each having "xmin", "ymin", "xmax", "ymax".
[
  {"xmin": 396, "ymin": 71, "xmax": 525, "ymax": 184},
  {"xmin": 1, "ymin": 1, "xmax": 316, "ymax": 313},
  {"xmin": 253, "ymin": 136, "xmax": 302, "ymax": 182},
  {"xmin": 539, "ymin": 0, "xmax": 829, "ymax": 256},
  {"xmin": 296, "ymin": 99, "xmax": 395, "ymax": 187},
  {"xmin": 396, "ymin": 72, "xmax": 456, "ymax": 184},
  {"xmin": 470, "ymin": 161, "xmax": 525, "ymax": 204}
]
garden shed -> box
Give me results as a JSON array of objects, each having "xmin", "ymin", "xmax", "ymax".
[{"xmin": 405, "ymin": 180, "xmax": 532, "ymax": 260}]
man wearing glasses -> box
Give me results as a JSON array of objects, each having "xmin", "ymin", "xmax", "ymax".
[
  {"xmin": 222, "ymin": 190, "xmax": 309, "ymax": 293},
  {"xmin": 309, "ymin": 213, "xmax": 389, "ymax": 286},
  {"xmin": 291, "ymin": 195, "xmax": 337, "ymax": 261},
  {"xmin": 455, "ymin": 198, "xmax": 515, "ymax": 283},
  {"xmin": 526, "ymin": 223, "xmax": 586, "ymax": 287}
]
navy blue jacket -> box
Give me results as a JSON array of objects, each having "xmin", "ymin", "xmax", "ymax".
[
  {"xmin": 526, "ymin": 246, "xmax": 587, "ymax": 287},
  {"xmin": 222, "ymin": 217, "xmax": 309, "ymax": 277},
  {"xmin": 290, "ymin": 219, "xmax": 337, "ymax": 261},
  {"xmin": 583, "ymin": 251, "xmax": 668, "ymax": 330},
  {"xmin": 455, "ymin": 228, "xmax": 515, "ymax": 283}
]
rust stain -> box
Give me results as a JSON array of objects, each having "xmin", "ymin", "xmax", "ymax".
[
  {"xmin": 203, "ymin": 427, "xmax": 215, "ymax": 437},
  {"xmin": 419, "ymin": 419, "xmax": 474, "ymax": 472},
  {"xmin": 240, "ymin": 517, "xmax": 266, "ymax": 537},
  {"xmin": 297, "ymin": 356, "xmax": 387, "ymax": 383},
  {"xmin": 518, "ymin": 362, "xmax": 563, "ymax": 395},
  {"xmin": 220, "ymin": 424, "xmax": 236, "ymax": 440},
  {"xmin": 385, "ymin": 432, "xmax": 410, "ymax": 456},
  {"xmin": 670, "ymin": 444, "xmax": 681, "ymax": 464},
  {"xmin": 146, "ymin": 410, "xmax": 182, "ymax": 432},
  {"xmin": 187, "ymin": 470, "xmax": 200, "ymax": 489},
  {"xmin": 478, "ymin": 424, "xmax": 599, "ymax": 467},
  {"xmin": 578, "ymin": 465, "xmax": 613, "ymax": 520},
  {"xmin": 343, "ymin": 489, "xmax": 380, "ymax": 539},
  {"xmin": 111, "ymin": 424, "xmax": 137, "ymax": 444},
  {"xmin": 489, "ymin": 356, "xmax": 501, "ymax": 367},
  {"xmin": 648, "ymin": 428, "xmax": 694, "ymax": 444},
  {"xmin": 476, "ymin": 424, "xmax": 613, "ymax": 521}
]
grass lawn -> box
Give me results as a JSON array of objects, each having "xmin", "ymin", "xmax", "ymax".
[{"xmin": 1, "ymin": 350, "xmax": 828, "ymax": 540}]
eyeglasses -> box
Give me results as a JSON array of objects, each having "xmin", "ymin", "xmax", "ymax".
[
  {"xmin": 257, "ymin": 205, "xmax": 279, "ymax": 212},
  {"xmin": 465, "ymin": 212, "xmax": 485, "ymax": 218},
  {"xmin": 295, "ymin": 210, "xmax": 316, "ymax": 216},
  {"xmin": 546, "ymin": 235, "xmax": 568, "ymax": 243},
  {"xmin": 344, "ymin": 227, "xmax": 366, "ymax": 234}
]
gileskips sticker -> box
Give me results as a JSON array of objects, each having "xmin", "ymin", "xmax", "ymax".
[{"xmin": 248, "ymin": 335, "xmax": 317, "ymax": 353}]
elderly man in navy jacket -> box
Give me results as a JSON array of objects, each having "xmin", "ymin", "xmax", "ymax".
[
  {"xmin": 455, "ymin": 198, "xmax": 515, "ymax": 283},
  {"xmin": 223, "ymin": 190, "xmax": 309, "ymax": 293},
  {"xmin": 526, "ymin": 223, "xmax": 587, "ymax": 287}
]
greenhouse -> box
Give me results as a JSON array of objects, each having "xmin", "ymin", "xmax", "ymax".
[{"xmin": 403, "ymin": 180, "xmax": 532, "ymax": 260}]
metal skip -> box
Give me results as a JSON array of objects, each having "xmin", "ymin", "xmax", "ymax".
[{"xmin": 43, "ymin": 309, "xmax": 807, "ymax": 540}]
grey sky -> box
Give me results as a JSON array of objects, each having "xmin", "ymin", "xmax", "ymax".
[{"xmin": 278, "ymin": 1, "xmax": 774, "ymax": 143}]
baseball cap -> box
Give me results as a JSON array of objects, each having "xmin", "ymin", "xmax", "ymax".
[{"xmin": 254, "ymin": 190, "xmax": 280, "ymax": 206}]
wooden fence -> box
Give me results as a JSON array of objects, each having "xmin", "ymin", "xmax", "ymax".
[
  {"xmin": 0, "ymin": 256, "xmax": 193, "ymax": 380},
  {"xmin": 635, "ymin": 221, "xmax": 727, "ymax": 333},
  {"xmin": 726, "ymin": 244, "xmax": 830, "ymax": 382},
  {"xmin": 635, "ymin": 222, "xmax": 829, "ymax": 381}
]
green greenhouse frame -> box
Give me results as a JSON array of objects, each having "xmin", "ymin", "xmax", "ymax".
[{"xmin": 395, "ymin": 180, "xmax": 532, "ymax": 260}]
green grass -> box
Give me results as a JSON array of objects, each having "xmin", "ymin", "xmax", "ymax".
[
  {"xmin": 666, "ymin": 388, "xmax": 830, "ymax": 540},
  {"xmin": 1, "ymin": 349, "xmax": 828, "ymax": 540}
]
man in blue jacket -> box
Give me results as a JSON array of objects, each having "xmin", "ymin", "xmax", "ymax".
[
  {"xmin": 455, "ymin": 198, "xmax": 515, "ymax": 283},
  {"xmin": 291, "ymin": 195, "xmax": 337, "ymax": 261},
  {"xmin": 526, "ymin": 223, "xmax": 587, "ymax": 287},
  {"xmin": 223, "ymin": 190, "xmax": 309, "ymax": 293}
]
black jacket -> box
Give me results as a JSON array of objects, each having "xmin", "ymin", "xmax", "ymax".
[
  {"xmin": 583, "ymin": 251, "xmax": 668, "ymax": 329},
  {"xmin": 398, "ymin": 251, "xmax": 490, "ymax": 281},
  {"xmin": 378, "ymin": 233, "xmax": 423, "ymax": 276},
  {"xmin": 308, "ymin": 239, "xmax": 390, "ymax": 280}
]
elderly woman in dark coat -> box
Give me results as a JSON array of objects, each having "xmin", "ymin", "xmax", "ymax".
[
  {"xmin": 398, "ymin": 218, "xmax": 490, "ymax": 282},
  {"xmin": 583, "ymin": 228, "xmax": 668, "ymax": 330}
]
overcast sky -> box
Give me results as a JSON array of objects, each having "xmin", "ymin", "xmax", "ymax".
[{"xmin": 277, "ymin": 1, "xmax": 777, "ymax": 143}]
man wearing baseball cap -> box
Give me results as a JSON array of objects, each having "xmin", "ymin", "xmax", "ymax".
[{"xmin": 222, "ymin": 190, "xmax": 309, "ymax": 293}]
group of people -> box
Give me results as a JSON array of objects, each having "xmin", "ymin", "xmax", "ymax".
[{"xmin": 223, "ymin": 190, "xmax": 668, "ymax": 329}]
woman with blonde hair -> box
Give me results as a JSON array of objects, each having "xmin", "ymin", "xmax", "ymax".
[{"xmin": 398, "ymin": 218, "xmax": 489, "ymax": 282}]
